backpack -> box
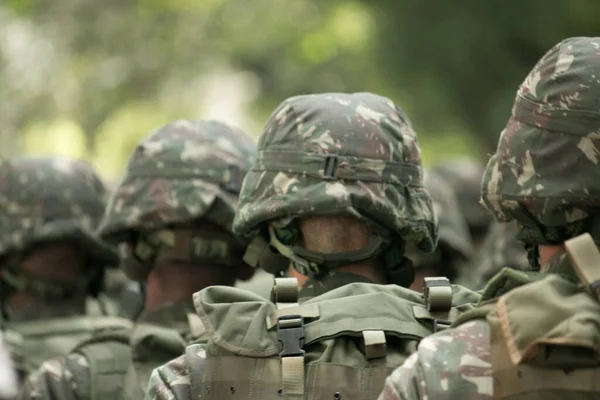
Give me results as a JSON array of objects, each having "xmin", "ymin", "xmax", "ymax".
[
  {"xmin": 456, "ymin": 233, "xmax": 600, "ymax": 399},
  {"xmin": 185, "ymin": 277, "xmax": 481, "ymax": 400}
]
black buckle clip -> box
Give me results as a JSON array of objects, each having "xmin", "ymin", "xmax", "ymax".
[
  {"xmin": 323, "ymin": 155, "xmax": 339, "ymax": 180},
  {"xmin": 276, "ymin": 314, "xmax": 305, "ymax": 357}
]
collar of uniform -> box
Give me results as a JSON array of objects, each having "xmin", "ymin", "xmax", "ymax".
[
  {"xmin": 298, "ymin": 271, "xmax": 375, "ymax": 303},
  {"xmin": 542, "ymin": 250, "xmax": 578, "ymax": 280}
]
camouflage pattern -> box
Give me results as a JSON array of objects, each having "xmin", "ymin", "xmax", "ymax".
[
  {"xmin": 406, "ymin": 169, "xmax": 473, "ymax": 281},
  {"xmin": 98, "ymin": 120, "xmax": 256, "ymax": 242},
  {"xmin": 378, "ymin": 248, "xmax": 578, "ymax": 400},
  {"xmin": 0, "ymin": 156, "xmax": 118, "ymax": 269},
  {"xmin": 481, "ymin": 37, "xmax": 600, "ymax": 245},
  {"xmin": 233, "ymin": 92, "xmax": 438, "ymax": 253},
  {"xmin": 17, "ymin": 121, "xmax": 258, "ymax": 399},
  {"xmin": 470, "ymin": 221, "xmax": 529, "ymax": 289},
  {"xmin": 432, "ymin": 158, "xmax": 492, "ymax": 241},
  {"xmin": 380, "ymin": 36, "xmax": 600, "ymax": 400},
  {"xmin": 0, "ymin": 333, "xmax": 17, "ymax": 400}
]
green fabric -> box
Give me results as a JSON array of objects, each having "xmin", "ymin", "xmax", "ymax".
[
  {"xmin": 4, "ymin": 315, "xmax": 132, "ymax": 376},
  {"xmin": 76, "ymin": 335, "xmax": 132, "ymax": 400},
  {"xmin": 493, "ymin": 274, "xmax": 600, "ymax": 368},
  {"xmin": 190, "ymin": 282, "xmax": 480, "ymax": 398}
]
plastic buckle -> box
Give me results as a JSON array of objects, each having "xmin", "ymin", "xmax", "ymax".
[
  {"xmin": 276, "ymin": 315, "xmax": 306, "ymax": 357},
  {"xmin": 323, "ymin": 155, "xmax": 339, "ymax": 180},
  {"xmin": 433, "ymin": 319, "xmax": 451, "ymax": 333}
]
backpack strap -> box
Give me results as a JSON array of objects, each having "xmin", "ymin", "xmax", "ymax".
[
  {"xmin": 422, "ymin": 277, "xmax": 453, "ymax": 332},
  {"xmin": 565, "ymin": 233, "xmax": 600, "ymax": 302},
  {"xmin": 185, "ymin": 344, "xmax": 207, "ymax": 397},
  {"xmin": 76, "ymin": 339, "xmax": 132, "ymax": 400},
  {"xmin": 271, "ymin": 277, "xmax": 299, "ymax": 309},
  {"xmin": 276, "ymin": 314, "xmax": 305, "ymax": 400}
]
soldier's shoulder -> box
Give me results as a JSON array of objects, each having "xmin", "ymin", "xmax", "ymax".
[{"xmin": 384, "ymin": 319, "xmax": 493, "ymax": 400}]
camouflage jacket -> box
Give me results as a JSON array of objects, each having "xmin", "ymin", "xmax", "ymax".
[
  {"xmin": 377, "ymin": 252, "xmax": 570, "ymax": 400},
  {"xmin": 17, "ymin": 299, "xmax": 203, "ymax": 399}
]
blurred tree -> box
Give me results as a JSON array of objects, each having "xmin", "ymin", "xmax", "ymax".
[
  {"xmin": 368, "ymin": 0, "xmax": 600, "ymax": 151},
  {"xmin": 1, "ymin": 0, "xmax": 600, "ymax": 178}
]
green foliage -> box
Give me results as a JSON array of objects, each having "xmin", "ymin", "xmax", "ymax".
[{"xmin": 1, "ymin": 0, "xmax": 600, "ymax": 179}]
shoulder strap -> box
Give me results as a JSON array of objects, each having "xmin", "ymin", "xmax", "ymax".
[
  {"xmin": 565, "ymin": 233, "xmax": 600, "ymax": 302},
  {"xmin": 185, "ymin": 344, "xmax": 207, "ymax": 398},
  {"xmin": 76, "ymin": 339, "xmax": 132, "ymax": 400}
]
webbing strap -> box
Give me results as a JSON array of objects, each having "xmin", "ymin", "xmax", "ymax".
[
  {"xmin": 266, "ymin": 304, "xmax": 320, "ymax": 330},
  {"xmin": 185, "ymin": 344, "xmax": 206, "ymax": 399},
  {"xmin": 565, "ymin": 233, "xmax": 600, "ymax": 302},
  {"xmin": 78, "ymin": 341, "xmax": 131, "ymax": 400},
  {"xmin": 243, "ymin": 235, "xmax": 269, "ymax": 267},
  {"xmin": 276, "ymin": 315, "xmax": 305, "ymax": 400},
  {"xmin": 362, "ymin": 330, "xmax": 387, "ymax": 359},
  {"xmin": 272, "ymin": 277, "xmax": 299, "ymax": 310},
  {"xmin": 423, "ymin": 276, "xmax": 452, "ymax": 312}
]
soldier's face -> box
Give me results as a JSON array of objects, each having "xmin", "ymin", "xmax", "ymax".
[{"xmin": 21, "ymin": 242, "xmax": 86, "ymax": 281}]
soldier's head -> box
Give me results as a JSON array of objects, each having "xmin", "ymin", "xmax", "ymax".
[
  {"xmin": 481, "ymin": 37, "xmax": 600, "ymax": 270},
  {"xmin": 97, "ymin": 120, "xmax": 257, "ymax": 310},
  {"xmin": 432, "ymin": 158, "xmax": 492, "ymax": 249},
  {"xmin": 407, "ymin": 169, "xmax": 473, "ymax": 291},
  {"xmin": 234, "ymin": 92, "xmax": 438, "ymax": 288},
  {"xmin": 0, "ymin": 156, "xmax": 118, "ymax": 320}
]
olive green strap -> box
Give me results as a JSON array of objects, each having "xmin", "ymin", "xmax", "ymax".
[
  {"xmin": 565, "ymin": 233, "xmax": 600, "ymax": 301},
  {"xmin": 276, "ymin": 316, "xmax": 305, "ymax": 400},
  {"xmin": 362, "ymin": 330, "xmax": 387, "ymax": 359},
  {"xmin": 77, "ymin": 341, "xmax": 131, "ymax": 400},
  {"xmin": 423, "ymin": 277, "xmax": 452, "ymax": 312},
  {"xmin": 266, "ymin": 304, "xmax": 320, "ymax": 330},
  {"xmin": 272, "ymin": 277, "xmax": 300, "ymax": 309}
]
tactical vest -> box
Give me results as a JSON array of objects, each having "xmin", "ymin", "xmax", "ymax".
[
  {"xmin": 52, "ymin": 310, "xmax": 207, "ymax": 400},
  {"xmin": 456, "ymin": 233, "xmax": 600, "ymax": 399},
  {"xmin": 184, "ymin": 277, "xmax": 481, "ymax": 400},
  {"xmin": 3, "ymin": 314, "xmax": 132, "ymax": 378}
]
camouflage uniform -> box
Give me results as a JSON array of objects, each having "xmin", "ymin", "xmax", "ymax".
[
  {"xmin": 379, "ymin": 36, "xmax": 600, "ymax": 400},
  {"xmin": 431, "ymin": 158, "xmax": 492, "ymax": 246},
  {"xmin": 0, "ymin": 156, "xmax": 120, "ymax": 377},
  {"xmin": 17, "ymin": 120, "xmax": 257, "ymax": 399},
  {"xmin": 406, "ymin": 169, "xmax": 473, "ymax": 289},
  {"xmin": 146, "ymin": 93, "xmax": 484, "ymax": 400}
]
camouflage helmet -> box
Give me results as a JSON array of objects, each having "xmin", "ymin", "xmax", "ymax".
[
  {"xmin": 97, "ymin": 120, "xmax": 257, "ymax": 281},
  {"xmin": 0, "ymin": 156, "xmax": 118, "ymax": 297},
  {"xmin": 407, "ymin": 169, "xmax": 473, "ymax": 276},
  {"xmin": 234, "ymin": 92, "xmax": 438, "ymax": 282},
  {"xmin": 481, "ymin": 37, "xmax": 600, "ymax": 262},
  {"xmin": 431, "ymin": 158, "xmax": 493, "ymax": 239}
]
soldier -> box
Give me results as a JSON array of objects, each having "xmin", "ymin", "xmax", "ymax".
[
  {"xmin": 432, "ymin": 158, "xmax": 493, "ymax": 249},
  {"xmin": 17, "ymin": 120, "xmax": 258, "ymax": 398},
  {"xmin": 0, "ymin": 332, "xmax": 17, "ymax": 400},
  {"xmin": 379, "ymin": 37, "xmax": 600, "ymax": 399},
  {"xmin": 407, "ymin": 169, "xmax": 474, "ymax": 291},
  {"xmin": 146, "ymin": 92, "xmax": 481, "ymax": 399},
  {"xmin": 0, "ymin": 156, "xmax": 126, "ymax": 379},
  {"xmin": 469, "ymin": 220, "xmax": 529, "ymax": 290}
]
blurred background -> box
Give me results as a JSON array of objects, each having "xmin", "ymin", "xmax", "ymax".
[{"xmin": 2, "ymin": 0, "xmax": 600, "ymax": 183}]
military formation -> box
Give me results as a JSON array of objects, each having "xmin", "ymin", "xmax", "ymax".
[{"xmin": 1, "ymin": 36, "xmax": 598, "ymax": 399}]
